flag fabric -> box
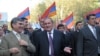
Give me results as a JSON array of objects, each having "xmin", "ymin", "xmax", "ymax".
[
  {"xmin": 84, "ymin": 8, "xmax": 100, "ymax": 23},
  {"xmin": 63, "ymin": 13, "xmax": 74, "ymax": 29},
  {"xmin": 0, "ymin": 12, "xmax": 8, "ymax": 21},
  {"xmin": 17, "ymin": 7, "xmax": 30, "ymax": 19},
  {"xmin": 84, "ymin": 8, "xmax": 100, "ymax": 19},
  {"xmin": 41, "ymin": 2, "xmax": 56, "ymax": 19}
]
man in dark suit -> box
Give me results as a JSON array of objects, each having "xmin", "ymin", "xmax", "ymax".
[
  {"xmin": 76, "ymin": 14, "xmax": 100, "ymax": 56},
  {"xmin": 67, "ymin": 21, "xmax": 83, "ymax": 56},
  {"xmin": 57, "ymin": 23, "xmax": 72, "ymax": 56},
  {"xmin": 30, "ymin": 18, "xmax": 45, "ymax": 43},
  {"xmin": 21, "ymin": 17, "xmax": 30, "ymax": 36},
  {"xmin": 57, "ymin": 24, "xmax": 70, "ymax": 35},
  {"xmin": 30, "ymin": 18, "xmax": 46, "ymax": 56},
  {"xmin": 34, "ymin": 18, "xmax": 71, "ymax": 56}
]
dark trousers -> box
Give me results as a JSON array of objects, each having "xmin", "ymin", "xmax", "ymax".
[{"xmin": 98, "ymin": 54, "xmax": 100, "ymax": 56}]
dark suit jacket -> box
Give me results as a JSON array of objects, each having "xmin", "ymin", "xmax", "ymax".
[
  {"xmin": 30, "ymin": 29, "xmax": 42, "ymax": 56},
  {"xmin": 30, "ymin": 29, "xmax": 42, "ymax": 44},
  {"xmin": 4, "ymin": 30, "xmax": 11, "ymax": 34},
  {"xmin": 69, "ymin": 30, "xmax": 80, "ymax": 56},
  {"xmin": 24, "ymin": 28, "xmax": 30, "ymax": 36},
  {"xmin": 35, "ymin": 29, "xmax": 65, "ymax": 56},
  {"xmin": 76, "ymin": 25, "xmax": 100, "ymax": 56}
]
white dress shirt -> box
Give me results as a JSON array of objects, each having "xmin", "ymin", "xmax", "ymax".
[
  {"xmin": 12, "ymin": 30, "xmax": 21, "ymax": 40},
  {"xmin": 41, "ymin": 28, "xmax": 44, "ymax": 31}
]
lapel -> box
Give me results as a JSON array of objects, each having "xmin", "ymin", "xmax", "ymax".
[
  {"xmin": 20, "ymin": 34, "xmax": 24, "ymax": 39},
  {"xmin": 53, "ymin": 29, "xmax": 58, "ymax": 48},
  {"xmin": 45, "ymin": 30, "xmax": 55, "ymax": 45},
  {"xmin": 47, "ymin": 29, "xmax": 56, "ymax": 43},
  {"xmin": 85, "ymin": 25, "xmax": 97, "ymax": 40},
  {"xmin": 10, "ymin": 32, "xmax": 19, "ymax": 45},
  {"xmin": 53, "ymin": 30, "xmax": 56, "ymax": 48},
  {"xmin": 44, "ymin": 31, "xmax": 49, "ymax": 44},
  {"xmin": 20, "ymin": 33, "xmax": 27, "ymax": 41},
  {"xmin": 96, "ymin": 27, "xmax": 100, "ymax": 47},
  {"xmin": 53, "ymin": 30, "xmax": 56, "ymax": 43},
  {"xmin": 95, "ymin": 27, "xmax": 100, "ymax": 40}
]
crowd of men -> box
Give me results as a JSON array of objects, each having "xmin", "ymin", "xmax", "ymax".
[{"xmin": 0, "ymin": 14, "xmax": 100, "ymax": 56}]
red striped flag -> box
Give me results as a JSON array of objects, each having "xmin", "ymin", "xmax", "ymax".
[
  {"xmin": 17, "ymin": 7, "xmax": 30, "ymax": 19},
  {"xmin": 40, "ymin": 2, "xmax": 56, "ymax": 19},
  {"xmin": 63, "ymin": 13, "xmax": 74, "ymax": 29},
  {"xmin": 84, "ymin": 8, "xmax": 100, "ymax": 19}
]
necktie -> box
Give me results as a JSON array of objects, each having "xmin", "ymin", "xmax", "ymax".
[
  {"xmin": 16, "ymin": 33, "xmax": 21, "ymax": 40},
  {"xmin": 92, "ymin": 27, "xmax": 97, "ymax": 39},
  {"xmin": 48, "ymin": 32, "xmax": 54, "ymax": 56}
]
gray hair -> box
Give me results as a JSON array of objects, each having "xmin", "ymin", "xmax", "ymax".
[{"xmin": 11, "ymin": 17, "xmax": 23, "ymax": 28}]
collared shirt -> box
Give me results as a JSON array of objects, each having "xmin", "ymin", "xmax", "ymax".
[
  {"xmin": 12, "ymin": 30, "xmax": 21, "ymax": 40},
  {"xmin": 47, "ymin": 29, "xmax": 54, "ymax": 55},
  {"xmin": 88, "ymin": 24, "xmax": 97, "ymax": 38},
  {"xmin": 41, "ymin": 28, "xmax": 44, "ymax": 31},
  {"xmin": 47, "ymin": 29, "xmax": 54, "ymax": 39},
  {"xmin": 63, "ymin": 31, "xmax": 66, "ymax": 34}
]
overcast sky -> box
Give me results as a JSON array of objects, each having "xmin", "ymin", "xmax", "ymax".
[{"xmin": 0, "ymin": 0, "xmax": 43, "ymax": 21}]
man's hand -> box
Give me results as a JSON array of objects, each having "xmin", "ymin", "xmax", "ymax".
[
  {"xmin": 9, "ymin": 47, "xmax": 20, "ymax": 54},
  {"xmin": 64, "ymin": 47, "xmax": 72, "ymax": 54},
  {"xmin": 19, "ymin": 39, "xmax": 28, "ymax": 46}
]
